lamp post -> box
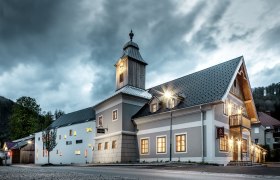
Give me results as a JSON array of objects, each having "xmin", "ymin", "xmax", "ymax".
[{"xmin": 164, "ymin": 91, "xmax": 173, "ymax": 162}]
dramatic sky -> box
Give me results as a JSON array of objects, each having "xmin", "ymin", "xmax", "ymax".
[{"xmin": 0, "ymin": 0, "xmax": 280, "ymax": 113}]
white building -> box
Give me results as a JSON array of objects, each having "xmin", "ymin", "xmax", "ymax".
[{"xmin": 35, "ymin": 107, "xmax": 95, "ymax": 164}]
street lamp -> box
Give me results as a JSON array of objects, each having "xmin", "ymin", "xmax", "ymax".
[{"xmin": 164, "ymin": 91, "xmax": 174, "ymax": 162}]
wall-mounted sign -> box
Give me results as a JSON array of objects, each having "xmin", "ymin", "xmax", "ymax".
[
  {"xmin": 97, "ymin": 128, "xmax": 105, "ymax": 134},
  {"xmin": 217, "ymin": 127, "xmax": 224, "ymax": 139}
]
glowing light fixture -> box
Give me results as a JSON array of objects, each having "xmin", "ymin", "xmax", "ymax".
[
  {"xmin": 164, "ymin": 91, "xmax": 172, "ymax": 99},
  {"xmin": 27, "ymin": 140, "xmax": 32, "ymax": 144}
]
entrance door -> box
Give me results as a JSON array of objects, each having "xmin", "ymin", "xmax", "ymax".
[{"xmin": 233, "ymin": 140, "xmax": 238, "ymax": 161}]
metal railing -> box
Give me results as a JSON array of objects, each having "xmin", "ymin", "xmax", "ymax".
[{"xmin": 229, "ymin": 114, "xmax": 251, "ymax": 129}]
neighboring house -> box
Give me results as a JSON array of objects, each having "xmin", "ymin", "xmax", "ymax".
[
  {"xmin": 252, "ymin": 112, "xmax": 280, "ymax": 150},
  {"xmin": 3, "ymin": 135, "xmax": 34, "ymax": 164},
  {"xmin": 35, "ymin": 107, "xmax": 95, "ymax": 164}
]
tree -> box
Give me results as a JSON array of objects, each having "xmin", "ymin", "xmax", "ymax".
[
  {"xmin": 9, "ymin": 96, "xmax": 41, "ymax": 140},
  {"xmin": 42, "ymin": 127, "xmax": 57, "ymax": 164},
  {"xmin": 54, "ymin": 109, "xmax": 65, "ymax": 120}
]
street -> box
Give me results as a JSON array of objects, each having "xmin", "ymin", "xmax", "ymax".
[{"xmin": 0, "ymin": 165, "xmax": 279, "ymax": 180}]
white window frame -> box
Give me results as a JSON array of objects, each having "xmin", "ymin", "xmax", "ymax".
[
  {"xmin": 112, "ymin": 109, "xmax": 118, "ymax": 121},
  {"xmin": 151, "ymin": 103, "xmax": 157, "ymax": 113},
  {"xmin": 98, "ymin": 115, "xmax": 103, "ymax": 127},
  {"xmin": 219, "ymin": 133, "xmax": 229, "ymax": 153},
  {"xmin": 156, "ymin": 135, "xmax": 167, "ymax": 154},
  {"xmin": 254, "ymin": 127, "xmax": 259, "ymax": 134},
  {"xmin": 174, "ymin": 133, "xmax": 187, "ymax": 154},
  {"xmin": 140, "ymin": 137, "xmax": 150, "ymax": 155}
]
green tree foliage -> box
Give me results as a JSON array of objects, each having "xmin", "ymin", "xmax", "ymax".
[
  {"xmin": 253, "ymin": 82, "xmax": 280, "ymax": 120},
  {"xmin": 9, "ymin": 96, "xmax": 41, "ymax": 140},
  {"xmin": 54, "ymin": 109, "xmax": 65, "ymax": 120},
  {"xmin": 42, "ymin": 128, "xmax": 57, "ymax": 164}
]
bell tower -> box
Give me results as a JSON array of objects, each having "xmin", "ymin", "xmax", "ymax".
[{"xmin": 115, "ymin": 30, "xmax": 148, "ymax": 90}]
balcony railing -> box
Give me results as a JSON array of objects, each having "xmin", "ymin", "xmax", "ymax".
[{"xmin": 229, "ymin": 114, "xmax": 251, "ymax": 129}]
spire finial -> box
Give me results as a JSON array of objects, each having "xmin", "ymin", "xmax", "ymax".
[{"xmin": 129, "ymin": 29, "xmax": 134, "ymax": 41}]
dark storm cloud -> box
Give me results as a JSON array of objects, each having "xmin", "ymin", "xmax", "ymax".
[
  {"xmin": 87, "ymin": 0, "xmax": 208, "ymax": 101},
  {"xmin": 191, "ymin": 0, "xmax": 230, "ymax": 51},
  {"xmin": 0, "ymin": 0, "xmax": 86, "ymax": 74},
  {"xmin": 261, "ymin": 24, "xmax": 280, "ymax": 53}
]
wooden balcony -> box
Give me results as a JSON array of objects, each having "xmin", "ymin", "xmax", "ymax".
[{"xmin": 229, "ymin": 114, "xmax": 251, "ymax": 129}]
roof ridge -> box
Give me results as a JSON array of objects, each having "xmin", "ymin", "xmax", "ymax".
[{"xmin": 148, "ymin": 56, "xmax": 243, "ymax": 90}]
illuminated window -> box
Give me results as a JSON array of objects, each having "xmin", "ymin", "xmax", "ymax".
[
  {"xmin": 98, "ymin": 143, "xmax": 102, "ymax": 151},
  {"xmin": 85, "ymin": 149, "xmax": 88, "ymax": 158},
  {"xmin": 64, "ymin": 135, "xmax": 67, "ymax": 139},
  {"xmin": 254, "ymin": 127, "xmax": 259, "ymax": 133},
  {"xmin": 157, "ymin": 136, "xmax": 166, "ymax": 153},
  {"xmin": 73, "ymin": 131, "xmax": 77, "ymax": 136},
  {"xmin": 119, "ymin": 73, "xmax": 124, "ymax": 83},
  {"xmin": 112, "ymin": 140, "xmax": 117, "ymax": 149},
  {"xmin": 98, "ymin": 116, "xmax": 103, "ymax": 127},
  {"xmin": 112, "ymin": 110, "xmax": 118, "ymax": 121},
  {"xmin": 75, "ymin": 150, "xmax": 81, "ymax": 155},
  {"xmin": 167, "ymin": 98, "xmax": 175, "ymax": 109},
  {"xmin": 151, "ymin": 103, "xmax": 157, "ymax": 113},
  {"xmin": 219, "ymin": 134, "xmax": 228, "ymax": 152},
  {"xmin": 69, "ymin": 130, "xmax": 73, "ymax": 136},
  {"xmin": 86, "ymin": 128, "xmax": 92, "ymax": 132},
  {"xmin": 176, "ymin": 134, "xmax": 186, "ymax": 152},
  {"xmin": 242, "ymin": 139, "xmax": 247, "ymax": 152},
  {"xmin": 140, "ymin": 138, "xmax": 149, "ymax": 154},
  {"xmin": 88, "ymin": 144, "xmax": 92, "ymax": 148},
  {"xmin": 104, "ymin": 142, "xmax": 109, "ymax": 150}
]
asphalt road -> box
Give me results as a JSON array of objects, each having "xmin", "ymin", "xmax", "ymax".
[{"xmin": 0, "ymin": 165, "xmax": 279, "ymax": 180}]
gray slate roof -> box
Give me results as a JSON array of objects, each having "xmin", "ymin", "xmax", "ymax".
[
  {"xmin": 133, "ymin": 56, "xmax": 243, "ymax": 119},
  {"xmin": 49, "ymin": 107, "xmax": 95, "ymax": 129},
  {"xmin": 121, "ymin": 41, "xmax": 147, "ymax": 65}
]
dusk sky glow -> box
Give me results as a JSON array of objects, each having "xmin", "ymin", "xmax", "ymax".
[{"xmin": 0, "ymin": 0, "xmax": 279, "ymax": 113}]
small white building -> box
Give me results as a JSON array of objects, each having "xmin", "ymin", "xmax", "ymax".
[{"xmin": 35, "ymin": 107, "xmax": 95, "ymax": 164}]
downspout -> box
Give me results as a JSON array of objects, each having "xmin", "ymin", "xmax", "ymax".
[{"xmin": 200, "ymin": 106, "xmax": 204, "ymax": 163}]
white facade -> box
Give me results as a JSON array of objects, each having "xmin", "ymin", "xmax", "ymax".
[{"xmin": 35, "ymin": 121, "xmax": 95, "ymax": 164}]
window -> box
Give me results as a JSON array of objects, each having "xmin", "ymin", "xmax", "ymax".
[
  {"xmin": 242, "ymin": 139, "xmax": 247, "ymax": 153},
  {"xmin": 69, "ymin": 129, "xmax": 73, "ymax": 136},
  {"xmin": 151, "ymin": 103, "xmax": 157, "ymax": 113},
  {"xmin": 86, "ymin": 128, "xmax": 92, "ymax": 132},
  {"xmin": 66, "ymin": 141, "xmax": 72, "ymax": 145},
  {"xmin": 266, "ymin": 138, "xmax": 271, "ymax": 144},
  {"xmin": 59, "ymin": 135, "xmax": 61, "ymax": 140},
  {"xmin": 98, "ymin": 116, "xmax": 103, "ymax": 127},
  {"xmin": 56, "ymin": 150, "xmax": 59, "ymax": 154},
  {"xmin": 104, "ymin": 142, "xmax": 109, "ymax": 150},
  {"xmin": 76, "ymin": 140, "xmax": 83, "ymax": 144},
  {"xmin": 119, "ymin": 73, "xmax": 124, "ymax": 83},
  {"xmin": 64, "ymin": 135, "xmax": 67, "ymax": 139},
  {"xmin": 98, "ymin": 143, "xmax": 102, "ymax": 151},
  {"xmin": 157, "ymin": 136, "xmax": 166, "ymax": 153},
  {"xmin": 234, "ymin": 79, "xmax": 237, "ymax": 87},
  {"xmin": 112, "ymin": 140, "xmax": 117, "ymax": 149},
  {"xmin": 140, "ymin": 138, "xmax": 149, "ymax": 154},
  {"xmin": 167, "ymin": 98, "xmax": 175, "ymax": 109},
  {"xmin": 202, "ymin": 111, "xmax": 206, "ymax": 120},
  {"xmin": 75, "ymin": 150, "xmax": 81, "ymax": 155},
  {"xmin": 73, "ymin": 131, "xmax": 77, "ymax": 136},
  {"xmin": 176, "ymin": 134, "xmax": 186, "ymax": 152},
  {"xmin": 219, "ymin": 134, "xmax": 228, "ymax": 152},
  {"xmin": 254, "ymin": 127, "xmax": 259, "ymax": 133},
  {"xmin": 255, "ymin": 138, "xmax": 259, "ymax": 144},
  {"xmin": 112, "ymin": 110, "xmax": 118, "ymax": 121},
  {"xmin": 38, "ymin": 137, "xmax": 40, "ymax": 141},
  {"xmin": 85, "ymin": 149, "xmax": 88, "ymax": 158}
]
